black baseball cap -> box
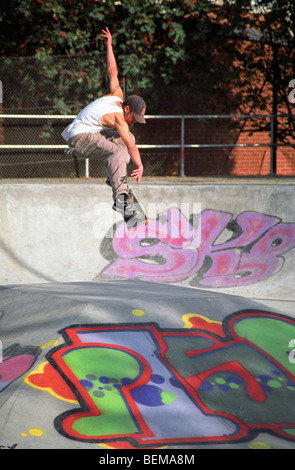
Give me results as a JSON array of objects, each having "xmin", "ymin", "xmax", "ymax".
[{"xmin": 124, "ymin": 95, "xmax": 146, "ymax": 123}]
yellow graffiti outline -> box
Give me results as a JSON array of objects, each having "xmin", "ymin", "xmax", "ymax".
[{"xmin": 182, "ymin": 313, "xmax": 222, "ymax": 329}]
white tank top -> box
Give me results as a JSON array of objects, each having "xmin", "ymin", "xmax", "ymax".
[{"xmin": 61, "ymin": 95, "xmax": 123, "ymax": 142}]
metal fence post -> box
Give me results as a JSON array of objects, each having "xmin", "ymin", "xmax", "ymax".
[
  {"xmin": 180, "ymin": 116, "xmax": 185, "ymax": 177},
  {"xmin": 85, "ymin": 158, "xmax": 89, "ymax": 177},
  {"xmin": 270, "ymin": 114, "xmax": 277, "ymax": 175}
]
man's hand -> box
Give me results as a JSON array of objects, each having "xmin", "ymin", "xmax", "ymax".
[
  {"xmin": 131, "ymin": 164, "xmax": 144, "ymax": 184},
  {"xmin": 101, "ymin": 27, "xmax": 112, "ymax": 47}
]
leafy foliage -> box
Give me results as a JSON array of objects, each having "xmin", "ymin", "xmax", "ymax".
[
  {"xmin": 0, "ymin": 1, "xmax": 203, "ymax": 86},
  {"xmin": 0, "ymin": 0, "xmax": 295, "ymax": 118}
]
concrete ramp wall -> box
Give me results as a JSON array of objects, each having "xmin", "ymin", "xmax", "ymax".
[{"xmin": 0, "ymin": 179, "xmax": 295, "ymax": 312}]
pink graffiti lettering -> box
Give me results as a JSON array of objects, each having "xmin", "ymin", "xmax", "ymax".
[
  {"xmin": 105, "ymin": 208, "xmax": 200, "ymax": 282},
  {"xmin": 102, "ymin": 209, "xmax": 295, "ymax": 288}
]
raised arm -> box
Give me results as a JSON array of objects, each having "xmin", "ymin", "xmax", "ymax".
[{"xmin": 101, "ymin": 27, "xmax": 123, "ymax": 99}]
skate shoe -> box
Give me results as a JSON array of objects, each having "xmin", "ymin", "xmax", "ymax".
[
  {"xmin": 112, "ymin": 193, "xmax": 140, "ymax": 221},
  {"xmin": 112, "ymin": 192, "xmax": 148, "ymax": 229}
]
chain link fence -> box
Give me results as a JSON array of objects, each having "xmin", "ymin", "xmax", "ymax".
[
  {"xmin": 1, "ymin": 53, "xmax": 295, "ymax": 178},
  {"xmin": 0, "ymin": 51, "xmax": 156, "ymax": 179}
]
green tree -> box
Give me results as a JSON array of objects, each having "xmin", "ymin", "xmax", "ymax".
[
  {"xmin": 1, "ymin": 0, "xmax": 294, "ymax": 117},
  {"xmin": 0, "ymin": 1, "xmax": 207, "ymax": 98},
  {"xmin": 212, "ymin": 0, "xmax": 295, "ymax": 172},
  {"xmin": 214, "ymin": 0, "xmax": 295, "ymax": 111}
]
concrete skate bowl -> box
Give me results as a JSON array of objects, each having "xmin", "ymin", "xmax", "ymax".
[{"xmin": 1, "ymin": 179, "xmax": 295, "ymax": 449}]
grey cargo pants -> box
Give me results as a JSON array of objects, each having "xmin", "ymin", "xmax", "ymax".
[{"xmin": 68, "ymin": 129, "xmax": 134, "ymax": 199}]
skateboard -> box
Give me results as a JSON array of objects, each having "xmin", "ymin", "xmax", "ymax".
[{"xmin": 125, "ymin": 187, "xmax": 148, "ymax": 230}]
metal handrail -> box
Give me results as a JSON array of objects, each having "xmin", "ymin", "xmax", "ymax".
[{"xmin": 0, "ymin": 113, "xmax": 294, "ymax": 177}]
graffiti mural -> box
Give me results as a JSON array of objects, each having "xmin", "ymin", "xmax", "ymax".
[
  {"xmin": 25, "ymin": 311, "xmax": 295, "ymax": 448},
  {"xmin": 100, "ymin": 209, "xmax": 295, "ymax": 288}
]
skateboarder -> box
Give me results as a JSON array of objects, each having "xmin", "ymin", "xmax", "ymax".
[{"xmin": 61, "ymin": 27, "xmax": 146, "ymax": 224}]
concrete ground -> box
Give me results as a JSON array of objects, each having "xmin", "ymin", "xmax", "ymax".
[{"xmin": 1, "ymin": 177, "xmax": 295, "ymax": 449}]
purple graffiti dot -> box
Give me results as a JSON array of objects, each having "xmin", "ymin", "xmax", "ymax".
[
  {"xmin": 169, "ymin": 377, "xmax": 183, "ymax": 389},
  {"xmin": 80, "ymin": 379, "xmax": 93, "ymax": 388},
  {"xmin": 287, "ymin": 380, "xmax": 295, "ymax": 389},
  {"xmin": 260, "ymin": 384, "xmax": 272, "ymax": 393},
  {"xmin": 99, "ymin": 376, "xmax": 110, "ymax": 384},
  {"xmin": 271, "ymin": 370, "xmax": 281, "ymax": 376},
  {"xmin": 130, "ymin": 385, "xmax": 165, "ymax": 406},
  {"xmin": 218, "ymin": 384, "xmax": 229, "ymax": 391},
  {"xmin": 259, "ymin": 375, "xmax": 273, "ymax": 383},
  {"xmin": 121, "ymin": 377, "xmax": 133, "ymax": 386},
  {"xmin": 199, "ymin": 381, "xmax": 213, "ymax": 392},
  {"xmin": 151, "ymin": 374, "xmax": 165, "ymax": 384},
  {"xmin": 226, "ymin": 376, "xmax": 242, "ymax": 384}
]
